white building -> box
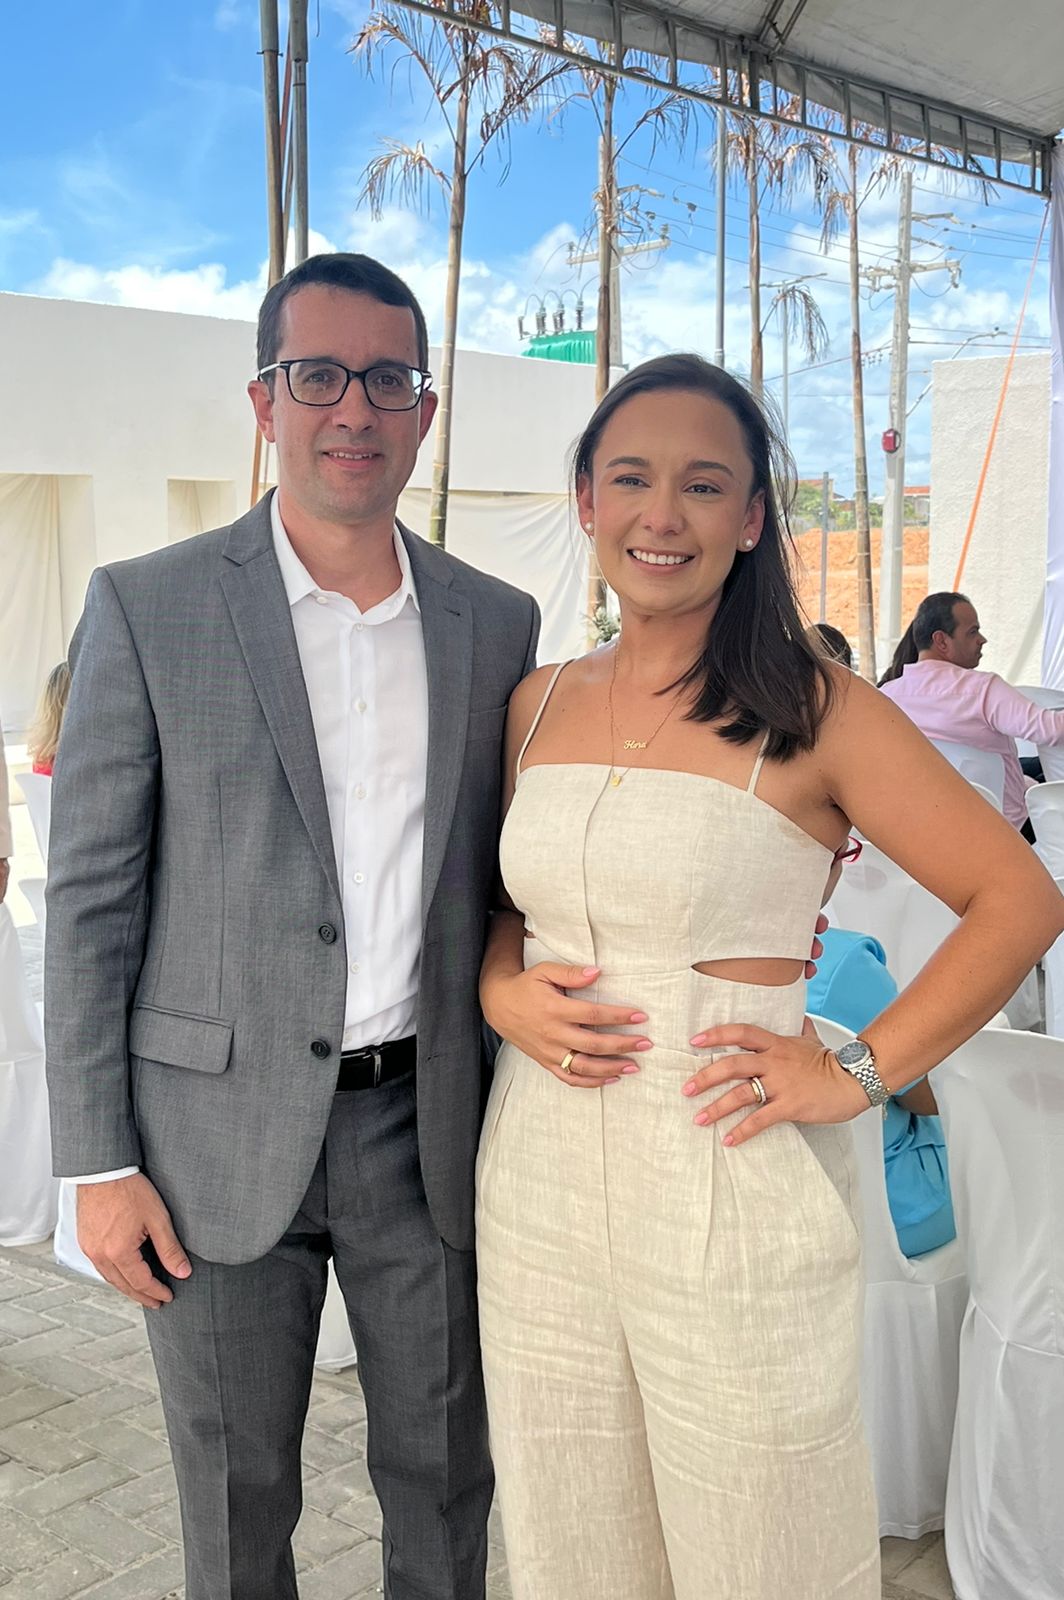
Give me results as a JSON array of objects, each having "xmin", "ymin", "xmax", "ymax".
[{"xmin": 0, "ymin": 293, "xmax": 597, "ymax": 734}]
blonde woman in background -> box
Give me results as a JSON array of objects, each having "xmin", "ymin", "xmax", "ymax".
[{"xmin": 27, "ymin": 661, "xmax": 71, "ymax": 776}]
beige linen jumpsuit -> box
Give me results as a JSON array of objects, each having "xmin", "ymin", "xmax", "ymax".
[{"xmin": 476, "ymin": 664, "xmax": 880, "ymax": 1600}]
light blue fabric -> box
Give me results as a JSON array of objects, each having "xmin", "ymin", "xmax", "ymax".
[{"xmin": 808, "ymin": 929, "xmax": 956, "ymax": 1259}]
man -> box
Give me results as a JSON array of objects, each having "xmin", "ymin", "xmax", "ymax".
[
  {"xmin": 45, "ymin": 254, "xmax": 540, "ymax": 1600},
  {"xmin": 879, "ymin": 590, "xmax": 1064, "ymax": 830}
]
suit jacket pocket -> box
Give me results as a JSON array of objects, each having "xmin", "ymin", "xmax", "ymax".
[
  {"xmin": 466, "ymin": 705, "xmax": 507, "ymax": 742},
  {"xmin": 129, "ymin": 1005, "xmax": 234, "ymax": 1074}
]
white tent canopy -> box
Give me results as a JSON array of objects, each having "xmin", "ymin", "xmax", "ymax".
[{"xmin": 405, "ymin": 0, "xmax": 1064, "ymax": 192}]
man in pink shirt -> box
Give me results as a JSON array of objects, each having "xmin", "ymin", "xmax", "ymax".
[{"xmin": 879, "ymin": 591, "xmax": 1064, "ymax": 831}]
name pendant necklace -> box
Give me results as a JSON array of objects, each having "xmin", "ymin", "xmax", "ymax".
[{"xmin": 607, "ymin": 644, "xmax": 684, "ymax": 787}]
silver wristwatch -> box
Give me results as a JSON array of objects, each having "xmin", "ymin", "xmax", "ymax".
[{"xmin": 832, "ymin": 1039, "xmax": 890, "ymax": 1108}]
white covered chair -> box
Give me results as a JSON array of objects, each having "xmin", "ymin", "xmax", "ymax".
[
  {"xmin": 1012, "ymin": 686, "xmax": 1064, "ymax": 761},
  {"xmin": 932, "ymin": 1027, "xmax": 1064, "ymax": 1600},
  {"xmin": 0, "ymin": 906, "xmax": 58, "ymax": 1244},
  {"xmin": 1040, "ymin": 877, "xmax": 1064, "ymax": 1040},
  {"xmin": 809, "ymin": 1016, "xmax": 967, "ymax": 1541},
  {"xmin": 314, "ymin": 1262, "xmax": 358, "ymax": 1372},
  {"xmin": 929, "ymin": 740, "xmax": 1005, "ymax": 809},
  {"xmin": 1026, "ymin": 782, "xmax": 1064, "ymax": 879},
  {"xmin": 826, "ymin": 835, "xmax": 1040, "ymax": 1029},
  {"xmin": 20, "ymin": 876, "xmax": 46, "ymax": 937},
  {"xmin": 825, "ymin": 835, "xmax": 959, "ymax": 991},
  {"xmin": 15, "ymin": 771, "xmax": 51, "ymax": 863}
]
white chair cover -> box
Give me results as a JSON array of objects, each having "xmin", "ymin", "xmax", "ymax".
[
  {"xmin": 826, "ymin": 835, "xmax": 1040, "ymax": 1028},
  {"xmin": 929, "ymin": 740, "xmax": 1005, "ymax": 809},
  {"xmin": 0, "ymin": 906, "xmax": 58, "ymax": 1245},
  {"xmin": 933, "ymin": 1028, "xmax": 1064, "ymax": 1600},
  {"xmin": 1027, "ymin": 782, "xmax": 1064, "ymax": 878},
  {"xmin": 15, "ymin": 772, "xmax": 51, "ymax": 863},
  {"xmin": 825, "ymin": 835, "xmax": 958, "ymax": 991},
  {"xmin": 20, "ymin": 876, "xmax": 46, "ymax": 937},
  {"xmin": 809, "ymin": 1016, "xmax": 968, "ymax": 1540},
  {"xmin": 1012, "ymin": 687, "xmax": 1064, "ymax": 760},
  {"xmin": 314, "ymin": 1261, "xmax": 358, "ymax": 1372}
]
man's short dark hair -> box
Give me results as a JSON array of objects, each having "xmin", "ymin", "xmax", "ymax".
[{"xmin": 256, "ymin": 253, "xmax": 430, "ymax": 375}]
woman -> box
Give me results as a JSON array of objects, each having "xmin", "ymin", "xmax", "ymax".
[
  {"xmin": 27, "ymin": 661, "xmax": 71, "ymax": 775},
  {"xmin": 476, "ymin": 355, "xmax": 1062, "ymax": 1600}
]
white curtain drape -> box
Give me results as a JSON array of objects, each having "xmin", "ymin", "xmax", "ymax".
[
  {"xmin": 398, "ymin": 489, "xmax": 590, "ymax": 665},
  {"xmin": 0, "ymin": 474, "xmax": 64, "ymax": 737},
  {"xmin": 1042, "ymin": 147, "xmax": 1064, "ymax": 687}
]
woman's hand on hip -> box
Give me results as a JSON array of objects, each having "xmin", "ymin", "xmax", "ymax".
[
  {"xmin": 481, "ymin": 961, "xmax": 653, "ymax": 1087},
  {"xmin": 682, "ymin": 1020, "xmax": 869, "ymax": 1144}
]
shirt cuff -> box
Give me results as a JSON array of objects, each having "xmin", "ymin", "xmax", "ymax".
[{"xmin": 67, "ymin": 1167, "xmax": 140, "ymax": 1184}]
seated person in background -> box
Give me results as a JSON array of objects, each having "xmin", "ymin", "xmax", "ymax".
[
  {"xmin": 879, "ymin": 591, "xmax": 1064, "ymax": 832},
  {"xmin": 27, "ymin": 661, "xmax": 71, "ymax": 776},
  {"xmin": 811, "ymin": 837, "xmax": 956, "ymax": 1258},
  {"xmin": 810, "ymin": 621, "xmax": 853, "ymax": 668}
]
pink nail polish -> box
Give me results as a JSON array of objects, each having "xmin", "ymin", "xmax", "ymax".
[
  {"xmin": 604, "ymin": 1076, "xmax": 621, "ymax": 1085},
  {"xmin": 620, "ymin": 1064, "xmax": 640, "ymax": 1075},
  {"xmin": 721, "ymin": 1133, "xmax": 735, "ymax": 1147},
  {"xmin": 582, "ymin": 966, "xmax": 600, "ymax": 977},
  {"xmin": 694, "ymin": 1111, "xmax": 710, "ymax": 1125},
  {"xmin": 690, "ymin": 1035, "xmax": 706, "ymax": 1047},
  {"xmin": 634, "ymin": 1039, "xmax": 654, "ymax": 1052},
  {"xmin": 682, "ymin": 1082, "xmax": 697, "ymax": 1096},
  {"xmin": 630, "ymin": 1011, "xmax": 649, "ymax": 1023}
]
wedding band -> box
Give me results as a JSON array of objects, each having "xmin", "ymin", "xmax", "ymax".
[
  {"xmin": 749, "ymin": 1075, "xmax": 767, "ymax": 1107},
  {"xmin": 559, "ymin": 1051, "xmax": 576, "ymax": 1074}
]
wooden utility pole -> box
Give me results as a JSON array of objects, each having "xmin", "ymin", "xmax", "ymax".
[{"xmin": 289, "ymin": 0, "xmax": 310, "ymax": 266}]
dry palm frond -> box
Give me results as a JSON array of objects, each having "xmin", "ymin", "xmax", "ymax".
[{"xmin": 359, "ymin": 140, "xmax": 450, "ymax": 216}]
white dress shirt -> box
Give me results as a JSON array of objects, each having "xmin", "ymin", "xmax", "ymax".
[{"xmin": 73, "ymin": 494, "xmax": 429, "ymax": 1184}]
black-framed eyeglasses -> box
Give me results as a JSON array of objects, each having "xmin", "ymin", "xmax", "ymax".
[{"xmin": 257, "ymin": 358, "xmax": 432, "ymax": 411}]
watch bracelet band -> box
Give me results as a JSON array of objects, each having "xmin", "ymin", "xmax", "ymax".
[{"xmin": 833, "ymin": 1046, "xmax": 891, "ymax": 1108}]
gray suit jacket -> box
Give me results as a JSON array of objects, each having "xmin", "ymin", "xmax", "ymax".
[{"xmin": 44, "ymin": 497, "xmax": 539, "ymax": 1262}]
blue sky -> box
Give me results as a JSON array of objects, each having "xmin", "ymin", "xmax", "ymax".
[{"xmin": 2, "ymin": 0, "xmax": 1053, "ymax": 492}]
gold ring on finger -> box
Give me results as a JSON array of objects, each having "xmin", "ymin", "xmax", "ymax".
[
  {"xmin": 559, "ymin": 1050, "xmax": 576, "ymax": 1074},
  {"xmin": 749, "ymin": 1074, "xmax": 767, "ymax": 1107}
]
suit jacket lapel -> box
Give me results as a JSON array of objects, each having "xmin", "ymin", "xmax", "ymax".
[
  {"xmin": 401, "ymin": 524, "xmax": 473, "ymax": 930},
  {"xmin": 219, "ymin": 498, "xmax": 341, "ymax": 903}
]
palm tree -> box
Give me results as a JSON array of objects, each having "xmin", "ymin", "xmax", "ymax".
[
  {"xmin": 565, "ymin": 51, "xmax": 698, "ymax": 401},
  {"xmin": 354, "ymin": 2, "xmax": 568, "ymax": 547},
  {"xmin": 716, "ymin": 99, "xmax": 835, "ymax": 397}
]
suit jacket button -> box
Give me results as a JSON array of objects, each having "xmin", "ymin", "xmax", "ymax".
[
  {"xmin": 318, "ymin": 924, "xmax": 337, "ymax": 944},
  {"xmin": 310, "ymin": 1039, "xmax": 331, "ymax": 1059}
]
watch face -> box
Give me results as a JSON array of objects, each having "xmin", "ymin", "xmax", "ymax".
[{"xmin": 837, "ymin": 1041, "xmax": 871, "ymax": 1069}]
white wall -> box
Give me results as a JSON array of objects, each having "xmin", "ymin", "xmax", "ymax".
[
  {"xmin": 0, "ymin": 293, "xmax": 600, "ymax": 730},
  {"xmin": 930, "ymin": 351, "xmax": 1050, "ymax": 685}
]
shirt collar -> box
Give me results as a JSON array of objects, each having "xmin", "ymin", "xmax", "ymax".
[{"xmin": 270, "ymin": 490, "xmax": 421, "ymax": 616}]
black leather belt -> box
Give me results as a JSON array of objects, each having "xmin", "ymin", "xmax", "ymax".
[{"xmin": 335, "ymin": 1036, "xmax": 416, "ymax": 1091}]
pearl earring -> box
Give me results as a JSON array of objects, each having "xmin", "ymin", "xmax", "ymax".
[
  {"xmin": 584, "ymin": 522, "xmax": 594, "ymax": 533},
  {"xmin": 743, "ymin": 538, "xmax": 754, "ymax": 549}
]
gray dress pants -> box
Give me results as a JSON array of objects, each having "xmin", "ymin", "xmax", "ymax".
[{"xmin": 144, "ymin": 1070, "xmax": 493, "ymax": 1600}]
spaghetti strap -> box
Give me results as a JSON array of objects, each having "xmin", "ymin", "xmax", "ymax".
[
  {"xmin": 746, "ymin": 730, "xmax": 772, "ymax": 795},
  {"xmin": 515, "ymin": 661, "xmax": 569, "ymax": 782}
]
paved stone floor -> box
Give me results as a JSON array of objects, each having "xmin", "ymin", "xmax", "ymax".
[{"xmin": 0, "ymin": 1241, "xmax": 955, "ymax": 1600}]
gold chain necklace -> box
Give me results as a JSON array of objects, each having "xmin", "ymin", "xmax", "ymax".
[{"xmin": 607, "ymin": 646, "xmax": 684, "ymax": 787}]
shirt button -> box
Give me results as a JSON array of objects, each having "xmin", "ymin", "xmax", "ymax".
[
  {"xmin": 356, "ymin": 622, "xmax": 365, "ymax": 632},
  {"xmin": 310, "ymin": 1038, "xmax": 331, "ymax": 1059},
  {"xmin": 355, "ymin": 785, "xmax": 366, "ymax": 800},
  {"xmin": 349, "ymin": 961, "xmax": 361, "ymax": 975},
  {"xmin": 315, "ymin": 594, "xmax": 328, "ymax": 606},
  {"xmin": 318, "ymin": 923, "xmax": 337, "ymax": 944},
  {"xmin": 356, "ymin": 700, "xmax": 367, "ymax": 714},
  {"xmin": 353, "ymin": 871, "xmax": 365, "ymax": 885}
]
